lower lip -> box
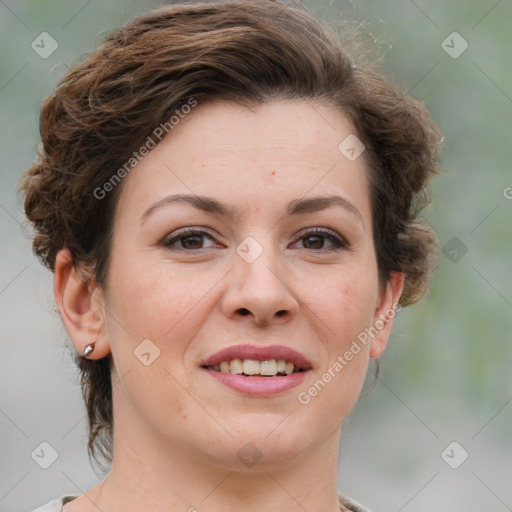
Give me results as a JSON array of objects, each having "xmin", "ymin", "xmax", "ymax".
[{"xmin": 202, "ymin": 368, "xmax": 309, "ymax": 396}]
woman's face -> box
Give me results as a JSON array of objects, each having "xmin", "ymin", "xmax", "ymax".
[{"xmin": 100, "ymin": 100, "xmax": 402, "ymax": 469}]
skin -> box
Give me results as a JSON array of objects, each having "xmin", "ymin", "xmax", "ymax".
[{"xmin": 55, "ymin": 100, "xmax": 403, "ymax": 512}]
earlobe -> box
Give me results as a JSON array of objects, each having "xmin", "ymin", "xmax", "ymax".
[
  {"xmin": 53, "ymin": 249, "xmax": 111, "ymax": 359},
  {"xmin": 369, "ymin": 272, "xmax": 405, "ymax": 359}
]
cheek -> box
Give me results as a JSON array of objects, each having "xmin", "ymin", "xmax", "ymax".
[
  {"xmin": 111, "ymin": 363, "xmax": 196, "ymax": 448},
  {"xmin": 103, "ymin": 252, "xmax": 223, "ymax": 375},
  {"xmin": 106, "ymin": 253, "xmax": 182, "ymax": 337},
  {"xmin": 306, "ymin": 273, "xmax": 377, "ymax": 406},
  {"xmin": 318, "ymin": 270, "xmax": 378, "ymax": 345},
  {"xmin": 103, "ymin": 258, "xmax": 206, "ymax": 436}
]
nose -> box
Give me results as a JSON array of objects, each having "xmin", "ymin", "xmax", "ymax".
[{"xmin": 221, "ymin": 241, "xmax": 299, "ymax": 326}]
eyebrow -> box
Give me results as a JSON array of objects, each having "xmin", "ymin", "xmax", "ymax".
[{"xmin": 140, "ymin": 193, "xmax": 364, "ymax": 225}]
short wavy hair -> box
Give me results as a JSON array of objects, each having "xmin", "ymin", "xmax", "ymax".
[{"xmin": 20, "ymin": 0, "xmax": 442, "ymax": 470}]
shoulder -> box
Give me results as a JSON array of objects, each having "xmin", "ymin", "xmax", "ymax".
[
  {"xmin": 339, "ymin": 493, "xmax": 374, "ymax": 512},
  {"xmin": 31, "ymin": 494, "xmax": 369, "ymax": 511},
  {"xmin": 30, "ymin": 496, "xmax": 79, "ymax": 512}
]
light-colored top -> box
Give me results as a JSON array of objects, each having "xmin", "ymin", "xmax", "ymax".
[{"xmin": 30, "ymin": 493, "xmax": 373, "ymax": 511}]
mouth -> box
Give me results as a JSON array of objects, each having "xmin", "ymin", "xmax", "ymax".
[
  {"xmin": 199, "ymin": 344, "xmax": 312, "ymax": 395},
  {"xmin": 200, "ymin": 344, "xmax": 312, "ymax": 373},
  {"xmin": 203, "ymin": 358, "xmax": 305, "ymax": 377}
]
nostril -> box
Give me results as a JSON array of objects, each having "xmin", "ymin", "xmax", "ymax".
[
  {"xmin": 276, "ymin": 310, "xmax": 286, "ymax": 316},
  {"xmin": 239, "ymin": 308, "xmax": 250, "ymax": 315}
]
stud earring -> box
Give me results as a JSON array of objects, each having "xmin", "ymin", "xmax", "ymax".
[{"xmin": 82, "ymin": 342, "xmax": 96, "ymax": 358}]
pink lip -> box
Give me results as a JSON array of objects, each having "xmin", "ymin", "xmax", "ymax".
[
  {"xmin": 200, "ymin": 344, "xmax": 312, "ymax": 369},
  {"xmin": 203, "ymin": 368, "xmax": 310, "ymax": 396}
]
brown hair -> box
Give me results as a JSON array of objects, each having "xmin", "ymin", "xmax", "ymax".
[{"xmin": 20, "ymin": 0, "xmax": 442, "ymax": 470}]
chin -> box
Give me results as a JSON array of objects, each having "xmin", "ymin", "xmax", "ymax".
[
  {"xmin": 205, "ymin": 441, "xmax": 311, "ymax": 473},
  {"xmin": 195, "ymin": 419, "xmax": 318, "ymax": 470}
]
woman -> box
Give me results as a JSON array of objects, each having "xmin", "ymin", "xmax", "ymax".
[{"xmin": 21, "ymin": 1, "xmax": 441, "ymax": 511}]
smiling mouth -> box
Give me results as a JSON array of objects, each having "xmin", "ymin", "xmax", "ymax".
[{"xmin": 203, "ymin": 358, "xmax": 306, "ymax": 377}]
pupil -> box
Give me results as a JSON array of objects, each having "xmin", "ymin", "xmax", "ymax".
[
  {"xmin": 183, "ymin": 236, "xmax": 202, "ymax": 249},
  {"xmin": 304, "ymin": 236, "xmax": 322, "ymax": 249}
]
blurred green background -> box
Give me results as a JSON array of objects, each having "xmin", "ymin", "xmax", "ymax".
[{"xmin": 0, "ymin": 1, "xmax": 510, "ymax": 511}]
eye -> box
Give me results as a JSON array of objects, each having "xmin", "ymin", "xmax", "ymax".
[
  {"xmin": 161, "ymin": 228, "xmax": 218, "ymax": 251},
  {"xmin": 292, "ymin": 227, "xmax": 348, "ymax": 252},
  {"xmin": 160, "ymin": 227, "xmax": 349, "ymax": 253}
]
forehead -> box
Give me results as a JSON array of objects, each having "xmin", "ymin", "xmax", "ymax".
[
  {"xmin": 169, "ymin": 100, "xmax": 357, "ymax": 161},
  {"xmin": 114, "ymin": 100, "xmax": 371, "ymax": 222}
]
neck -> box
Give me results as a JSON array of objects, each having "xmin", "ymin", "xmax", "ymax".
[{"xmin": 91, "ymin": 422, "xmax": 343, "ymax": 512}]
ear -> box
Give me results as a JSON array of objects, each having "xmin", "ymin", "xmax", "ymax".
[
  {"xmin": 54, "ymin": 248, "xmax": 111, "ymax": 359},
  {"xmin": 369, "ymin": 272, "xmax": 405, "ymax": 359}
]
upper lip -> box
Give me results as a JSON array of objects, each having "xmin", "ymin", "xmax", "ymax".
[{"xmin": 201, "ymin": 344, "xmax": 312, "ymax": 370}]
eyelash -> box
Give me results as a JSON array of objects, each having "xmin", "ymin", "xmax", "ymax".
[{"xmin": 161, "ymin": 227, "xmax": 349, "ymax": 253}]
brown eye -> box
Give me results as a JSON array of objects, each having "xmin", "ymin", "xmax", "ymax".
[
  {"xmin": 179, "ymin": 234, "xmax": 205, "ymax": 249},
  {"xmin": 302, "ymin": 234, "xmax": 326, "ymax": 250},
  {"xmin": 294, "ymin": 228, "xmax": 348, "ymax": 252},
  {"xmin": 162, "ymin": 229, "xmax": 217, "ymax": 251}
]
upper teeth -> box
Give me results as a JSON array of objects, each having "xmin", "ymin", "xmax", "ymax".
[{"xmin": 209, "ymin": 359, "xmax": 297, "ymax": 376}]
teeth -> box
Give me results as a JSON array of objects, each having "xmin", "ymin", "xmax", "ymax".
[
  {"xmin": 210, "ymin": 358, "xmax": 301, "ymax": 376},
  {"xmin": 276, "ymin": 359, "xmax": 286, "ymax": 373},
  {"xmin": 285, "ymin": 362, "xmax": 294, "ymax": 375},
  {"xmin": 260, "ymin": 360, "xmax": 277, "ymax": 376},
  {"xmin": 242, "ymin": 359, "xmax": 260, "ymax": 375},
  {"xmin": 230, "ymin": 358, "xmax": 243, "ymax": 374}
]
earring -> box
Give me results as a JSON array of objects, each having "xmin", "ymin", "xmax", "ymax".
[{"xmin": 82, "ymin": 342, "xmax": 96, "ymax": 358}]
